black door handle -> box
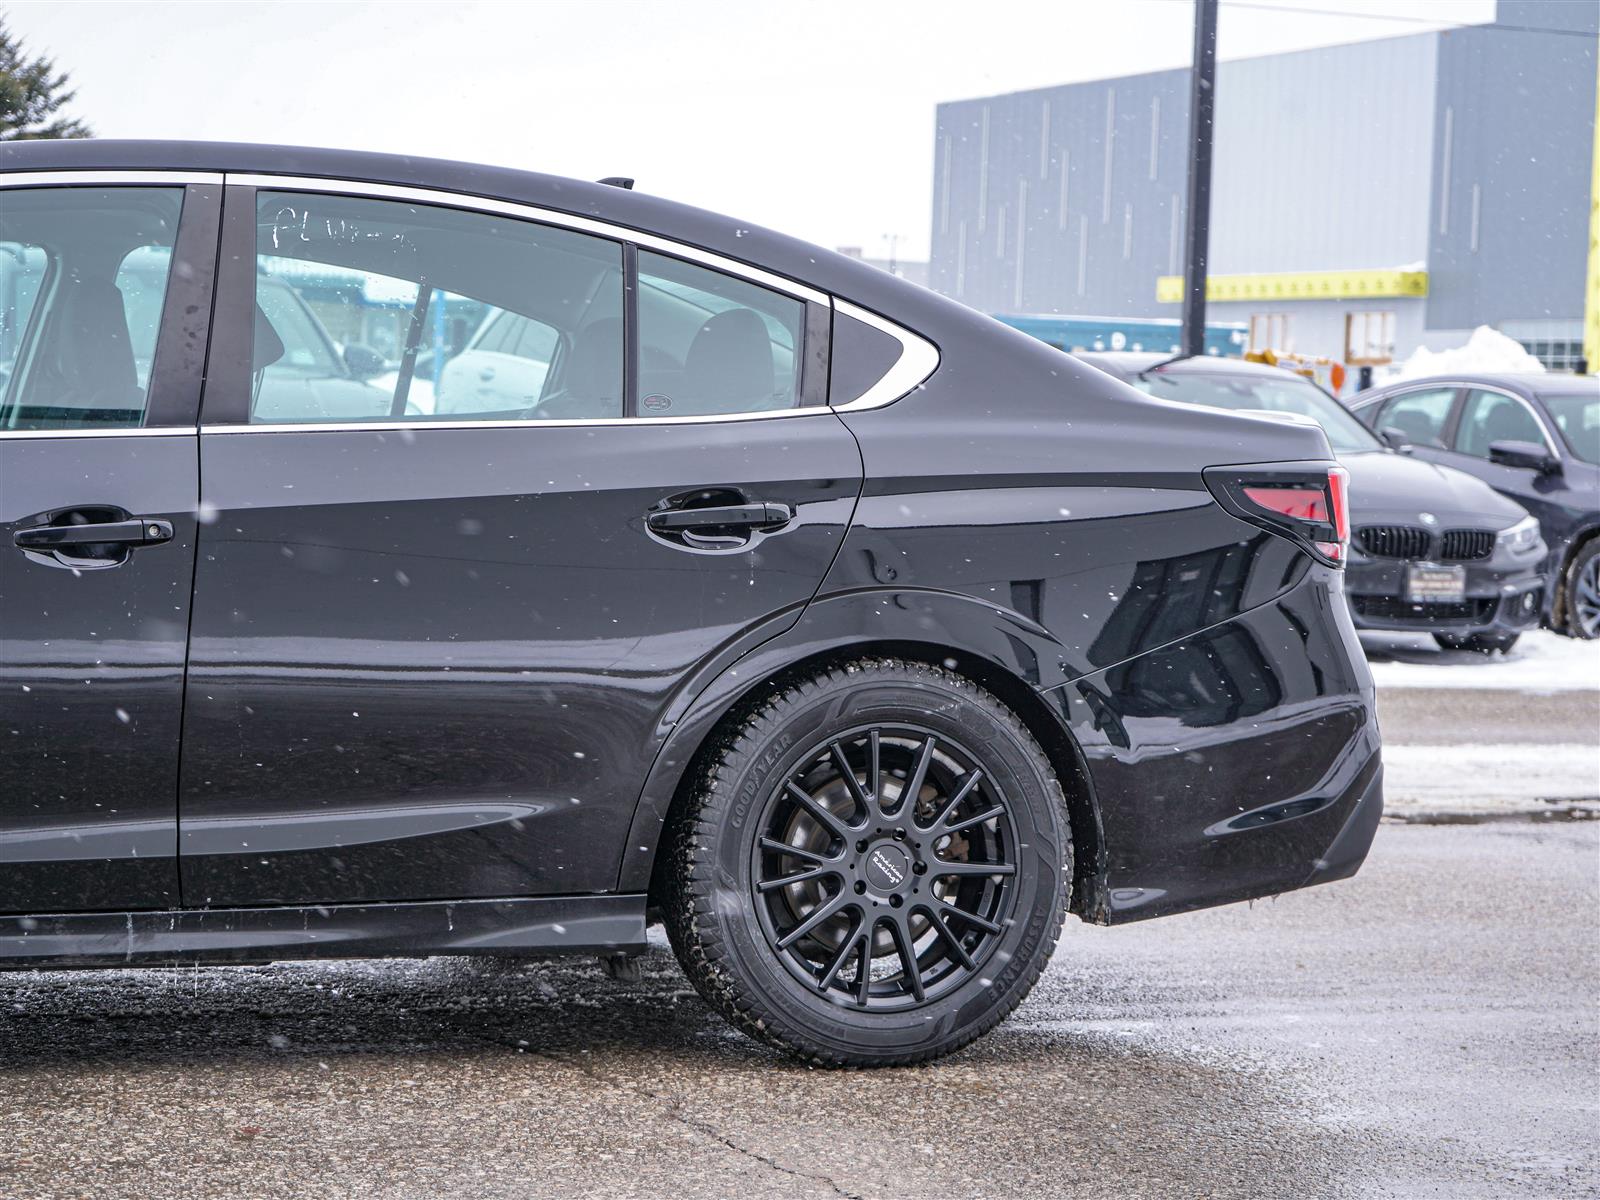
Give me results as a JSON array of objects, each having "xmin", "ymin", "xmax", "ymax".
[
  {"xmin": 645, "ymin": 503, "xmax": 794, "ymax": 534},
  {"xmin": 15, "ymin": 518, "xmax": 174, "ymax": 550},
  {"xmin": 14, "ymin": 514, "xmax": 174, "ymax": 570}
]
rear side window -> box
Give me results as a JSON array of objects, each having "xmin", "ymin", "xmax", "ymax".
[
  {"xmin": 1377, "ymin": 387, "xmax": 1456, "ymax": 448},
  {"xmin": 0, "ymin": 186, "xmax": 184, "ymax": 430},
  {"xmin": 250, "ymin": 191, "xmax": 623, "ymax": 423},
  {"xmin": 1454, "ymin": 389, "xmax": 1546, "ymax": 459},
  {"xmin": 636, "ymin": 251, "xmax": 803, "ymax": 417}
]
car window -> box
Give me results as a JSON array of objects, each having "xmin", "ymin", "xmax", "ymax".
[
  {"xmin": 251, "ymin": 191, "xmax": 623, "ymax": 423},
  {"xmin": 1540, "ymin": 388, "xmax": 1600, "ymax": 466},
  {"xmin": 1377, "ymin": 387, "xmax": 1456, "ymax": 448},
  {"xmin": 0, "ymin": 186, "xmax": 184, "ymax": 430},
  {"xmin": 1454, "ymin": 389, "xmax": 1547, "ymax": 459},
  {"xmin": 1134, "ymin": 370, "xmax": 1381, "ymax": 454},
  {"xmin": 636, "ymin": 250, "xmax": 803, "ymax": 417}
]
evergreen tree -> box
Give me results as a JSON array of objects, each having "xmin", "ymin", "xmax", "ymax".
[{"xmin": 0, "ymin": 18, "xmax": 89, "ymax": 140}]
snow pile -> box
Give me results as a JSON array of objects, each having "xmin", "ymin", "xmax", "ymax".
[
  {"xmin": 1363, "ymin": 629, "xmax": 1600, "ymax": 692},
  {"xmin": 1394, "ymin": 325, "xmax": 1545, "ymax": 380}
]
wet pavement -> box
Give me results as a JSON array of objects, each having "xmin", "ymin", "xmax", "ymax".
[{"xmin": 1, "ymin": 820, "xmax": 1594, "ymax": 1199}]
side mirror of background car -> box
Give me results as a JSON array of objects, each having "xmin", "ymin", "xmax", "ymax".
[
  {"xmin": 1488, "ymin": 440, "xmax": 1560, "ymax": 474},
  {"xmin": 1378, "ymin": 426, "xmax": 1413, "ymax": 452},
  {"xmin": 343, "ymin": 343, "xmax": 387, "ymax": 380}
]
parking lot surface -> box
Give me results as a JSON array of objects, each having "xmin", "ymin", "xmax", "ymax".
[{"xmin": 1, "ymin": 815, "xmax": 1593, "ymax": 1200}]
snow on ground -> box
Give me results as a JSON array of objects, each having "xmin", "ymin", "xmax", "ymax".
[
  {"xmin": 1362, "ymin": 629, "xmax": 1599, "ymax": 693},
  {"xmin": 1381, "ymin": 744, "xmax": 1597, "ymax": 812},
  {"xmin": 1362, "ymin": 630, "xmax": 1599, "ymax": 815}
]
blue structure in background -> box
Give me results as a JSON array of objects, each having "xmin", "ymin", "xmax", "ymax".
[{"xmin": 993, "ymin": 313, "xmax": 1246, "ymax": 357}]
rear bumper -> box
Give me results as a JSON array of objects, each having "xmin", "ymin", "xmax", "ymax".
[
  {"xmin": 1047, "ymin": 563, "xmax": 1383, "ymax": 924},
  {"xmin": 1345, "ymin": 551, "xmax": 1545, "ymax": 636}
]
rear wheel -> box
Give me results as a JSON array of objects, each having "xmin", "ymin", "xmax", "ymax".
[
  {"xmin": 1433, "ymin": 632, "xmax": 1519, "ymax": 654},
  {"xmin": 1565, "ymin": 541, "xmax": 1600, "ymax": 639},
  {"xmin": 662, "ymin": 658, "xmax": 1070, "ymax": 1067}
]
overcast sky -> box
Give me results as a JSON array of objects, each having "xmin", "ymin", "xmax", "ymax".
[{"xmin": 11, "ymin": 0, "xmax": 1497, "ymax": 259}]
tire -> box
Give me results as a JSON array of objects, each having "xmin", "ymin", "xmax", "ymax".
[
  {"xmin": 1433, "ymin": 632, "xmax": 1519, "ymax": 654},
  {"xmin": 1564, "ymin": 540, "xmax": 1600, "ymax": 639},
  {"xmin": 661, "ymin": 657, "xmax": 1071, "ymax": 1067}
]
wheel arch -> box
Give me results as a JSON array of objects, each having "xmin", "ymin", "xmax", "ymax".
[
  {"xmin": 1552, "ymin": 522, "xmax": 1600, "ymax": 632},
  {"xmin": 624, "ymin": 592, "xmax": 1106, "ymax": 922}
]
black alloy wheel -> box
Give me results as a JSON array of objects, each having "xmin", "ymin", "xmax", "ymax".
[
  {"xmin": 663, "ymin": 658, "xmax": 1071, "ymax": 1067},
  {"xmin": 753, "ymin": 724, "xmax": 1017, "ymax": 1010}
]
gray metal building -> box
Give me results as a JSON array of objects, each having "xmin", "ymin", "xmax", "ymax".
[{"xmin": 929, "ymin": 1, "xmax": 1598, "ymax": 372}]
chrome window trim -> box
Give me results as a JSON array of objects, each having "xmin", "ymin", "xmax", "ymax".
[
  {"xmin": 830, "ymin": 300, "xmax": 940, "ymax": 412},
  {"xmin": 0, "ymin": 170, "xmax": 222, "ymax": 188},
  {"xmin": 201, "ymin": 408, "xmax": 836, "ymax": 435},
  {"xmin": 0, "ymin": 426, "xmax": 198, "ymax": 439},
  {"xmin": 225, "ymin": 173, "xmax": 829, "ymax": 307},
  {"xmin": 1456, "ymin": 386, "xmax": 1561, "ymax": 460}
]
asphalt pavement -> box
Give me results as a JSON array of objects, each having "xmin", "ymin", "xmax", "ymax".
[{"xmin": 0, "ymin": 817, "xmax": 1593, "ymax": 1199}]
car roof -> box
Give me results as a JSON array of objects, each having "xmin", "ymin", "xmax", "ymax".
[
  {"xmin": 1355, "ymin": 372, "xmax": 1598, "ymax": 404},
  {"xmin": 1074, "ymin": 351, "xmax": 1304, "ymax": 381},
  {"xmin": 0, "ymin": 138, "xmax": 930, "ymax": 324}
]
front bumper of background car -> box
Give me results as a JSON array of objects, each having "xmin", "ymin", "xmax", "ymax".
[{"xmin": 1344, "ymin": 538, "xmax": 1547, "ymax": 636}]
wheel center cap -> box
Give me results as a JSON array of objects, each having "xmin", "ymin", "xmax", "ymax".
[{"xmin": 862, "ymin": 842, "xmax": 912, "ymax": 892}]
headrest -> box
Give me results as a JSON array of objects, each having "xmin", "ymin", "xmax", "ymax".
[{"xmin": 684, "ymin": 308, "xmax": 774, "ymax": 409}]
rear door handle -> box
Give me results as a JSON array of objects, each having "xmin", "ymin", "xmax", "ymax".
[
  {"xmin": 14, "ymin": 515, "xmax": 174, "ymax": 569},
  {"xmin": 645, "ymin": 503, "xmax": 794, "ymax": 534},
  {"xmin": 15, "ymin": 518, "xmax": 174, "ymax": 550}
]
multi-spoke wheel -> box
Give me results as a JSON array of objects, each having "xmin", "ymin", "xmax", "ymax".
[
  {"xmin": 1567, "ymin": 542, "xmax": 1600, "ymax": 640},
  {"xmin": 663, "ymin": 658, "xmax": 1071, "ymax": 1067},
  {"xmin": 754, "ymin": 725, "xmax": 1016, "ymax": 1010}
]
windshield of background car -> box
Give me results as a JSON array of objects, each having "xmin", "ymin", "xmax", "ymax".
[
  {"xmin": 1539, "ymin": 386, "xmax": 1600, "ymax": 466},
  {"xmin": 1135, "ymin": 370, "xmax": 1383, "ymax": 454}
]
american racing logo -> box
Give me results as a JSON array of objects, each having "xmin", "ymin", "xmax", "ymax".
[{"xmin": 869, "ymin": 848, "xmax": 906, "ymax": 886}]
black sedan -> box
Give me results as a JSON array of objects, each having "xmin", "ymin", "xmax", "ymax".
[
  {"xmin": 1348, "ymin": 373, "xmax": 1600, "ymax": 638},
  {"xmin": 1077, "ymin": 354, "xmax": 1547, "ymax": 653},
  {"xmin": 0, "ymin": 140, "xmax": 1379, "ymax": 1067}
]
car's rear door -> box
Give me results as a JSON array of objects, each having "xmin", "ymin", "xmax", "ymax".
[
  {"xmin": 0, "ymin": 173, "xmax": 218, "ymax": 912},
  {"xmin": 179, "ymin": 179, "xmax": 858, "ymax": 907}
]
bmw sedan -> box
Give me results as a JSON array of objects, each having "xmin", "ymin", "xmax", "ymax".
[
  {"xmin": 1077, "ymin": 354, "xmax": 1547, "ymax": 653},
  {"xmin": 0, "ymin": 140, "xmax": 1380, "ymax": 1066},
  {"xmin": 1348, "ymin": 373, "xmax": 1600, "ymax": 638}
]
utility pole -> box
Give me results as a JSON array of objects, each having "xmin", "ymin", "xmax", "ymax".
[{"xmin": 1181, "ymin": 0, "xmax": 1219, "ymax": 359}]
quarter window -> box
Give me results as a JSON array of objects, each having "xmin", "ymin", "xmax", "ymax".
[
  {"xmin": 636, "ymin": 251, "xmax": 803, "ymax": 417},
  {"xmin": 1455, "ymin": 389, "xmax": 1547, "ymax": 459},
  {"xmin": 250, "ymin": 191, "xmax": 623, "ymax": 423},
  {"xmin": 0, "ymin": 186, "xmax": 184, "ymax": 430},
  {"xmin": 1377, "ymin": 387, "xmax": 1456, "ymax": 448}
]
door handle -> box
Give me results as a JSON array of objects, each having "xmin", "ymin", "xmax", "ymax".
[
  {"xmin": 14, "ymin": 514, "xmax": 174, "ymax": 569},
  {"xmin": 15, "ymin": 518, "xmax": 174, "ymax": 550},
  {"xmin": 645, "ymin": 503, "xmax": 794, "ymax": 534}
]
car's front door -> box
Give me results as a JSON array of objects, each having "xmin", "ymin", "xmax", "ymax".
[
  {"xmin": 1444, "ymin": 386, "xmax": 1579, "ymax": 559},
  {"xmin": 0, "ymin": 176, "xmax": 217, "ymax": 912},
  {"xmin": 179, "ymin": 182, "xmax": 858, "ymax": 908},
  {"xmin": 1368, "ymin": 385, "xmax": 1462, "ymax": 464}
]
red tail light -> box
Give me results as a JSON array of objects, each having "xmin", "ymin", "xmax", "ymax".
[{"xmin": 1203, "ymin": 463, "xmax": 1350, "ymax": 568}]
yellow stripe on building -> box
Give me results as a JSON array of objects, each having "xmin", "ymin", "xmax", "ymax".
[
  {"xmin": 1155, "ymin": 268, "xmax": 1430, "ymax": 305},
  {"xmin": 1584, "ymin": 52, "xmax": 1600, "ymax": 374}
]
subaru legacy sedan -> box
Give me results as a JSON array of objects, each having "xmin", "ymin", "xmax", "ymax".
[
  {"xmin": 0, "ymin": 141, "xmax": 1380, "ymax": 1066},
  {"xmin": 1078, "ymin": 354, "xmax": 1547, "ymax": 654}
]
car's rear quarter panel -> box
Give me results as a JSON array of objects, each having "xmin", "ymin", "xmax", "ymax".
[{"xmin": 828, "ymin": 308, "xmax": 1381, "ymax": 922}]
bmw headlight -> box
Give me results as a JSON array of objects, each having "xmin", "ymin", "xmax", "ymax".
[{"xmin": 1497, "ymin": 514, "xmax": 1541, "ymax": 554}]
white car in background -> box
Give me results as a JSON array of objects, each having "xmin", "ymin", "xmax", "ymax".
[{"xmin": 432, "ymin": 307, "xmax": 557, "ymax": 414}]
